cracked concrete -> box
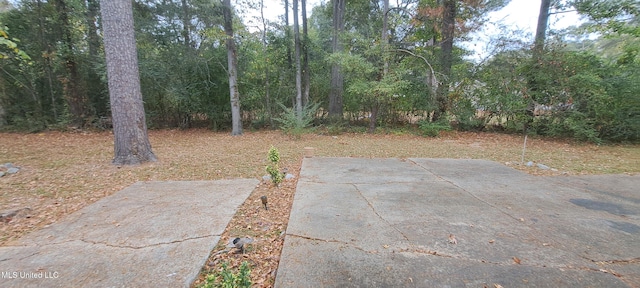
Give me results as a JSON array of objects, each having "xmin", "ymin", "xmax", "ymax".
[
  {"xmin": 276, "ymin": 158, "xmax": 640, "ymax": 287},
  {"xmin": 0, "ymin": 179, "xmax": 257, "ymax": 288}
]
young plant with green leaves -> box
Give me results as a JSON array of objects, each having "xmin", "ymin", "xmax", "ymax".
[{"xmin": 265, "ymin": 146, "xmax": 283, "ymax": 186}]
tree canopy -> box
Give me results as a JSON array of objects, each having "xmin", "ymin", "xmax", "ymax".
[{"xmin": 0, "ymin": 0, "xmax": 638, "ymax": 142}]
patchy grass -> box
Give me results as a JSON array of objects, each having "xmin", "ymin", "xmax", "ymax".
[{"xmin": 1, "ymin": 129, "xmax": 638, "ymax": 286}]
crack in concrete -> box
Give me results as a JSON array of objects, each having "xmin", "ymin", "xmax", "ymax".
[
  {"xmin": 79, "ymin": 234, "xmax": 219, "ymax": 249},
  {"xmin": 350, "ymin": 183, "xmax": 411, "ymax": 243},
  {"xmin": 288, "ymin": 233, "xmax": 622, "ymax": 279},
  {"xmin": 287, "ymin": 233, "xmax": 375, "ymax": 254},
  {"xmin": 0, "ymin": 250, "xmax": 42, "ymax": 262},
  {"xmin": 406, "ymin": 159, "xmax": 609, "ymax": 269},
  {"xmin": 408, "ymin": 159, "xmax": 524, "ymax": 223},
  {"xmin": 300, "ymin": 179, "xmax": 423, "ymax": 185},
  {"xmin": 3, "ymin": 234, "xmax": 219, "ymax": 251},
  {"xmin": 593, "ymin": 257, "xmax": 640, "ymax": 265}
]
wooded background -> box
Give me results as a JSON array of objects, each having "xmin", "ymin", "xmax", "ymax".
[{"xmin": 1, "ymin": 0, "xmax": 638, "ymax": 143}]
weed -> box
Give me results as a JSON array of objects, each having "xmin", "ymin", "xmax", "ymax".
[
  {"xmin": 199, "ymin": 261, "xmax": 251, "ymax": 288},
  {"xmin": 274, "ymin": 102, "xmax": 320, "ymax": 138}
]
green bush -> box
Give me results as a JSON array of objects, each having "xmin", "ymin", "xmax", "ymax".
[{"xmin": 418, "ymin": 119, "xmax": 451, "ymax": 137}]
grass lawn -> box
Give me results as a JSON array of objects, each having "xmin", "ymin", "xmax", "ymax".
[{"xmin": 1, "ymin": 129, "xmax": 638, "ymax": 286}]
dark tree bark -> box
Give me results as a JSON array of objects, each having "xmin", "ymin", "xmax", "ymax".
[
  {"xmin": 181, "ymin": 0, "xmax": 192, "ymax": 48},
  {"xmin": 54, "ymin": 0, "xmax": 89, "ymax": 126},
  {"xmin": 293, "ymin": 0, "xmax": 303, "ymax": 119},
  {"xmin": 526, "ymin": 0, "xmax": 552, "ymax": 130},
  {"xmin": 36, "ymin": 0, "xmax": 55, "ymax": 121},
  {"xmin": 434, "ymin": 0, "xmax": 456, "ymax": 121},
  {"xmin": 301, "ymin": 0, "xmax": 310, "ymax": 107},
  {"xmin": 100, "ymin": 0, "xmax": 157, "ymax": 165},
  {"xmin": 85, "ymin": 0, "xmax": 105, "ymax": 117},
  {"xmin": 381, "ymin": 0, "xmax": 389, "ymax": 76},
  {"xmin": 222, "ymin": 0, "xmax": 243, "ymax": 135},
  {"xmin": 328, "ymin": 0, "xmax": 345, "ymax": 119}
]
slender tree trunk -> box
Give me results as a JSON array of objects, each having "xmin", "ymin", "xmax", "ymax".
[
  {"xmin": 86, "ymin": 0, "xmax": 100, "ymax": 59},
  {"xmin": 181, "ymin": 0, "xmax": 192, "ymax": 48},
  {"xmin": 222, "ymin": 0, "xmax": 243, "ymax": 135},
  {"xmin": 434, "ymin": 0, "xmax": 456, "ymax": 121},
  {"xmin": 534, "ymin": 0, "xmax": 551, "ymax": 56},
  {"xmin": 86, "ymin": 0, "xmax": 103, "ymax": 117},
  {"xmin": 36, "ymin": 0, "xmax": 56, "ymax": 121},
  {"xmin": 293, "ymin": 0, "xmax": 303, "ymax": 120},
  {"xmin": 526, "ymin": 0, "xmax": 552, "ymax": 130},
  {"xmin": 301, "ymin": 0, "xmax": 310, "ymax": 108},
  {"xmin": 54, "ymin": 0, "xmax": 88, "ymax": 127},
  {"xmin": 381, "ymin": 0, "xmax": 389, "ymax": 76},
  {"xmin": 328, "ymin": 0, "xmax": 345, "ymax": 119},
  {"xmin": 0, "ymin": 77, "xmax": 5, "ymax": 128},
  {"xmin": 100, "ymin": 0, "xmax": 157, "ymax": 165},
  {"xmin": 261, "ymin": 0, "xmax": 273, "ymax": 128},
  {"xmin": 284, "ymin": 0, "xmax": 292, "ymax": 70},
  {"xmin": 0, "ymin": 96, "xmax": 4, "ymax": 129},
  {"xmin": 368, "ymin": 102, "xmax": 380, "ymax": 133}
]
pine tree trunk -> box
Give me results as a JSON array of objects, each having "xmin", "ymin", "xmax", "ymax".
[
  {"xmin": 534, "ymin": 0, "xmax": 551, "ymax": 56},
  {"xmin": 181, "ymin": 0, "xmax": 192, "ymax": 48},
  {"xmin": 328, "ymin": 0, "xmax": 345, "ymax": 119},
  {"xmin": 301, "ymin": 0, "xmax": 310, "ymax": 108},
  {"xmin": 434, "ymin": 0, "xmax": 456, "ymax": 121},
  {"xmin": 100, "ymin": 0, "xmax": 157, "ymax": 165},
  {"xmin": 284, "ymin": 0, "xmax": 292, "ymax": 70},
  {"xmin": 382, "ymin": 0, "xmax": 389, "ymax": 76},
  {"xmin": 260, "ymin": 0, "xmax": 273, "ymax": 128},
  {"xmin": 222, "ymin": 0, "xmax": 243, "ymax": 135},
  {"xmin": 526, "ymin": 0, "xmax": 552, "ymax": 130},
  {"xmin": 293, "ymin": 0, "xmax": 303, "ymax": 120}
]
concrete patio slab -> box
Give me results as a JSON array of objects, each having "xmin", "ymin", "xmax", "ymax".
[
  {"xmin": 276, "ymin": 158, "xmax": 639, "ymax": 287},
  {"xmin": 0, "ymin": 179, "xmax": 258, "ymax": 288}
]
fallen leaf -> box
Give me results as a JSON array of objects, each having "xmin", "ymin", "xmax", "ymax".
[
  {"xmin": 494, "ymin": 284, "xmax": 504, "ymax": 288},
  {"xmin": 489, "ymin": 239, "xmax": 495, "ymax": 244},
  {"xmin": 448, "ymin": 234, "xmax": 457, "ymax": 244},
  {"xmin": 513, "ymin": 256, "xmax": 521, "ymax": 264}
]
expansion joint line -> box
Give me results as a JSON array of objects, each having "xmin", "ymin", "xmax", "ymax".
[
  {"xmin": 406, "ymin": 159, "xmax": 603, "ymax": 265},
  {"xmin": 407, "ymin": 159, "xmax": 526, "ymax": 223}
]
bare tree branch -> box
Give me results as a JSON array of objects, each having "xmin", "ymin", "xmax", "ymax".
[{"xmin": 395, "ymin": 48, "xmax": 437, "ymax": 86}]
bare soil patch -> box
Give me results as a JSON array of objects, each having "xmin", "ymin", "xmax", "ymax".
[{"xmin": 1, "ymin": 129, "xmax": 638, "ymax": 287}]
